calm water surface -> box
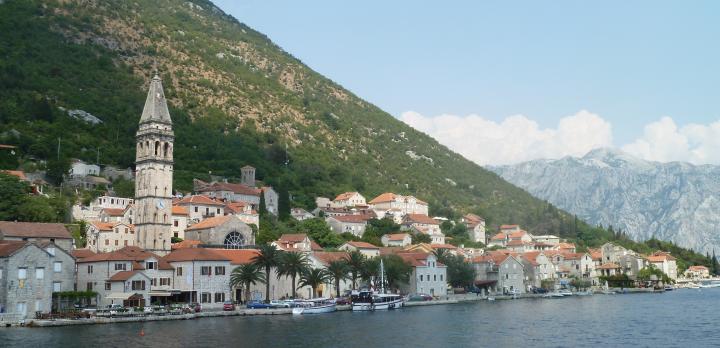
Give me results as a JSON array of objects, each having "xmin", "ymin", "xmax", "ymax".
[{"xmin": 3, "ymin": 288, "xmax": 720, "ymax": 347}]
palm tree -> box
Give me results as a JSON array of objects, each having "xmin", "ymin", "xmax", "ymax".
[
  {"xmin": 229, "ymin": 263, "xmax": 266, "ymax": 304},
  {"xmin": 345, "ymin": 251, "xmax": 366, "ymax": 289},
  {"xmin": 276, "ymin": 251, "xmax": 310, "ymax": 299},
  {"xmin": 326, "ymin": 260, "xmax": 349, "ymax": 297},
  {"xmin": 298, "ymin": 268, "xmax": 331, "ymax": 298},
  {"xmin": 252, "ymin": 244, "xmax": 281, "ymax": 303}
]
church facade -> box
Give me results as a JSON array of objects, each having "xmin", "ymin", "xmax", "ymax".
[{"xmin": 133, "ymin": 75, "xmax": 174, "ymax": 254}]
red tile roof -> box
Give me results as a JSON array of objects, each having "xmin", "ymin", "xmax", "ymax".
[
  {"xmin": 210, "ymin": 249, "xmax": 260, "ymax": 265},
  {"xmin": 379, "ymin": 247, "xmax": 403, "ymax": 255},
  {"xmin": 278, "ymin": 234, "xmax": 309, "ymax": 243},
  {"xmin": 102, "ymin": 208, "xmax": 125, "ymax": 216},
  {"xmin": 89, "ymin": 221, "xmax": 115, "ymax": 231},
  {"xmin": 490, "ymin": 233, "xmax": 506, "ymax": 241},
  {"xmin": 0, "ymin": 240, "xmax": 28, "ymax": 257},
  {"xmin": 689, "ymin": 265, "xmax": 709, "ymax": 271},
  {"xmin": 334, "ymin": 192, "xmax": 360, "ymax": 201},
  {"xmin": 508, "ymin": 231, "xmax": 528, "ymax": 239},
  {"xmin": 109, "ymin": 270, "xmax": 141, "ymax": 281},
  {"xmin": 72, "ymin": 249, "xmax": 96, "ymax": 260},
  {"xmin": 384, "ymin": 233, "xmax": 410, "ymax": 241},
  {"xmin": 398, "ymin": 252, "xmax": 445, "ymax": 268},
  {"xmin": 0, "ymin": 221, "xmax": 72, "ymax": 239},
  {"xmin": 500, "ymin": 224, "xmax": 519, "ymax": 229},
  {"xmin": 185, "ymin": 215, "xmax": 232, "ymax": 231},
  {"xmin": 597, "ymin": 262, "xmax": 621, "ymax": 270},
  {"xmin": 313, "ymin": 251, "xmax": 350, "ymax": 266},
  {"xmin": 171, "ymin": 239, "xmax": 202, "ymax": 250},
  {"xmin": 162, "ymin": 248, "xmax": 230, "ymax": 262},
  {"xmin": 77, "ymin": 246, "xmax": 160, "ymax": 263},
  {"xmin": 430, "ymin": 243, "xmax": 457, "ymax": 250},
  {"xmin": 176, "ymin": 195, "xmax": 225, "ymax": 206},
  {"xmin": 344, "ymin": 241, "xmax": 379, "ymax": 249},
  {"xmin": 404, "ymin": 214, "xmax": 439, "ymax": 225}
]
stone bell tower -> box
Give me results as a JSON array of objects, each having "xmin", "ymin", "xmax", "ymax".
[{"xmin": 134, "ymin": 75, "xmax": 174, "ymax": 254}]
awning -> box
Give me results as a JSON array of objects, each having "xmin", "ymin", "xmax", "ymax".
[
  {"xmin": 106, "ymin": 292, "xmax": 135, "ymax": 300},
  {"xmin": 149, "ymin": 291, "xmax": 172, "ymax": 297},
  {"xmin": 474, "ymin": 280, "xmax": 498, "ymax": 286}
]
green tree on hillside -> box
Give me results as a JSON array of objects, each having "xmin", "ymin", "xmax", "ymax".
[{"xmin": 0, "ymin": 173, "xmax": 30, "ymax": 220}]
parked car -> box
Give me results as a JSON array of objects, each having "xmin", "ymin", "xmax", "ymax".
[
  {"xmin": 269, "ymin": 300, "xmax": 290, "ymax": 309},
  {"xmin": 246, "ymin": 301, "xmax": 271, "ymax": 309},
  {"xmin": 223, "ymin": 301, "xmax": 236, "ymax": 311}
]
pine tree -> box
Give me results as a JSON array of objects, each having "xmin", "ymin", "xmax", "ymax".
[{"xmin": 258, "ymin": 191, "xmax": 267, "ymax": 219}]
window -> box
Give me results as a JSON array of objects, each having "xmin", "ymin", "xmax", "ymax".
[
  {"xmin": 177, "ymin": 267, "xmax": 183, "ymax": 276},
  {"xmin": 18, "ymin": 268, "xmax": 27, "ymax": 280},
  {"xmin": 150, "ymin": 278, "xmax": 157, "ymax": 286},
  {"xmin": 214, "ymin": 266, "xmax": 226, "ymax": 275},
  {"xmin": 214, "ymin": 293, "xmax": 225, "ymax": 303},
  {"xmin": 505, "ymin": 274, "xmax": 509, "ymax": 280},
  {"xmin": 87, "ymin": 265, "xmax": 93, "ymax": 274},
  {"xmin": 160, "ymin": 278, "xmax": 170, "ymax": 286},
  {"xmin": 174, "ymin": 221, "xmax": 179, "ymax": 227},
  {"xmin": 115, "ymin": 240, "xmax": 119, "ymax": 246},
  {"xmin": 194, "ymin": 207, "xmax": 198, "ymax": 213},
  {"xmin": 125, "ymin": 228, "xmax": 129, "ymax": 234},
  {"xmin": 54, "ymin": 262, "xmax": 62, "ymax": 273},
  {"xmin": 87, "ymin": 282, "xmax": 93, "ymax": 291},
  {"xmin": 53, "ymin": 282, "xmax": 61, "ymax": 292},
  {"xmin": 115, "ymin": 263, "xmax": 126, "ymax": 271},
  {"xmin": 420, "ymin": 275, "xmax": 423, "ymax": 281},
  {"xmin": 201, "ymin": 292, "xmax": 211, "ymax": 303},
  {"xmin": 0, "ymin": 268, "xmax": 3, "ymax": 280},
  {"xmin": 105, "ymin": 239, "xmax": 109, "ymax": 246},
  {"xmin": 146, "ymin": 262, "xmax": 157, "ymax": 270},
  {"xmin": 434, "ymin": 275, "xmax": 437, "ymax": 281},
  {"xmin": 36, "ymin": 268, "xmax": 44, "ymax": 280},
  {"xmin": 217, "ymin": 208, "xmax": 221, "ymax": 214},
  {"xmin": 105, "ymin": 282, "xmax": 111, "ymax": 290},
  {"xmin": 440, "ymin": 275, "xmax": 443, "ymax": 281},
  {"xmin": 124, "ymin": 240, "xmax": 128, "ymax": 246},
  {"xmin": 131, "ymin": 280, "xmax": 146, "ymax": 291},
  {"xmin": 201, "ymin": 266, "xmax": 212, "ymax": 276}
]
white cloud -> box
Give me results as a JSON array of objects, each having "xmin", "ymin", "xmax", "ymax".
[
  {"xmin": 399, "ymin": 110, "xmax": 613, "ymax": 165},
  {"xmin": 622, "ymin": 117, "xmax": 720, "ymax": 165}
]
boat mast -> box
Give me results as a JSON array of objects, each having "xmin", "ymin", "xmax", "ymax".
[{"xmin": 380, "ymin": 259, "xmax": 385, "ymax": 294}]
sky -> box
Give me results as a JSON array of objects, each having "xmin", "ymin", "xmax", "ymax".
[{"xmin": 214, "ymin": 1, "xmax": 720, "ymax": 165}]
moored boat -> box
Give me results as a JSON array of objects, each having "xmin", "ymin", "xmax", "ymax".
[
  {"xmin": 351, "ymin": 259, "xmax": 406, "ymax": 311},
  {"xmin": 291, "ymin": 298, "xmax": 336, "ymax": 315}
]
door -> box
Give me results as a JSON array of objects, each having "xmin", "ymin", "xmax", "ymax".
[{"xmin": 16, "ymin": 302, "xmax": 27, "ymax": 318}]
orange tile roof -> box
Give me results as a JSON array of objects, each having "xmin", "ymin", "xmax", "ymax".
[
  {"xmin": 162, "ymin": 248, "xmax": 230, "ymax": 262},
  {"xmin": 172, "ymin": 206, "xmax": 189, "ymax": 215},
  {"xmin": 464, "ymin": 213, "xmax": 484, "ymax": 223},
  {"xmin": 278, "ymin": 234, "xmax": 309, "ymax": 243},
  {"xmin": 90, "ymin": 221, "xmax": 115, "ymax": 231},
  {"xmin": 398, "ymin": 252, "xmax": 445, "ymax": 268},
  {"xmin": 558, "ymin": 242, "xmax": 576, "ymax": 250},
  {"xmin": 500, "ymin": 224, "xmax": 519, "ymax": 229},
  {"xmin": 384, "ymin": 233, "xmax": 410, "ymax": 241},
  {"xmin": 1, "ymin": 170, "xmax": 27, "ymax": 181},
  {"xmin": 102, "ymin": 208, "xmax": 125, "ymax": 216},
  {"xmin": 379, "ymin": 247, "xmax": 403, "ymax": 255},
  {"xmin": 369, "ymin": 192, "xmax": 397, "ymax": 204},
  {"xmin": 508, "ymin": 231, "xmax": 528, "ymax": 239},
  {"xmin": 490, "ymin": 232, "xmax": 506, "ymax": 241},
  {"xmin": 506, "ymin": 240, "xmax": 528, "ymax": 247},
  {"xmin": 185, "ymin": 215, "xmax": 232, "ymax": 231},
  {"xmin": 313, "ymin": 251, "xmax": 350, "ymax": 266},
  {"xmin": 334, "ymin": 192, "xmax": 360, "ymax": 201},
  {"xmin": 176, "ymin": 195, "xmax": 225, "ymax": 206},
  {"xmin": 109, "ymin": 270, "xmax": 141, "ymax": 281},
  {"xmin": 430, "ymin": 243, "xmax": 457, "ymax": 250},
  {"xmin": 224, "ymin": 202, "xmax": 250, "ymax": 214},
  {"xmin": 344, "ymin": 241, "xmax": 379, "ymax": 249},
  {"xmin": 171, "ymin": 239, "xmax": 202, "ymax": 250},
  {"xmin": 210, "ymin": 249, "xmax": 260, "ymax": 265},
  {"xmin": 198, "ymin": 182, "xmax": 260, "ymax": 196},
  {"xmin": 78, "ymin": 246, "xmax": 161, "ymax": 263},
  {"xmin": 404, "ymin": 214, "xmax": 439, "ymax": 225},
  {"xmin": 689, "ymin": 265, "xmax": 709, "ymax": 271}
]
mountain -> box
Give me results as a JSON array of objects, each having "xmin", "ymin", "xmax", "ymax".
[
  {"xmin": 491, "ymin": 148, "xmax": 720, "ymax": 254},
  {"xmin": 0, "ymin": 0, "xmax": 574, "ymax": 233}
]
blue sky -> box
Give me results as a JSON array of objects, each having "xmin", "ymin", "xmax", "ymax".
[{"xmin": 214, "ymin": 1, "xmax": 720, "ymax": 165}]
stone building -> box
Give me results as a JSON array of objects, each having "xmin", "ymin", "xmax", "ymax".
[
  {"xmin": 0, "ymin": 221, "xmax": 74, "ymax": 252},
  {"xmin": 133, "ymin": 75, "xmax": 174, "ymax": 254},
  {"xmin": 398, "ymin": 252, "xmax": 447, "ymax": 297},
  {"xmin": 86, "ymin": 221, "xmax": 136, "ymax": 253},
  {"xmin": 0, "ymin": 240, "xmax": 75, "ymax": 321},
  {"xmin": 182, "ymin": 215, "xmax": 254, "ymax": 249}
]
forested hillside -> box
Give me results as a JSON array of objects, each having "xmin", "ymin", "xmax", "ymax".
[{"xmin": 0, "ymin": 0, "xmax": 713, "ymax": 269}]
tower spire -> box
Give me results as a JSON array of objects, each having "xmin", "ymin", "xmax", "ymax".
[{"xmin": 140, "ymin": 74, "xmax": 172, "ymax": 124}]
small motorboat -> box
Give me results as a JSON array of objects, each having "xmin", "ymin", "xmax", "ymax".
[{"xmin": 291, "ymin": 298, "xmax": 336, "ymax": 315}]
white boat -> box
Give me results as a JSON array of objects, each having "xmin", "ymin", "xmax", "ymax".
[
  {"xmin": 558, "ymin": 289, "xmax": 573, "ymax": 296},
  {"xmin": 575, "ymin": 290, "xmax": 593, "ymax": 296},
  {"xmin": 291, "ymin": 298, "xmax": 336, "ymax": 315},
  {"xmin": 351, "ymin": 259, "xmax": 406, "ymax": 311},
  {"xmin": 543, "ymin": 292, "xmax": 565, "ymax": 298}
]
